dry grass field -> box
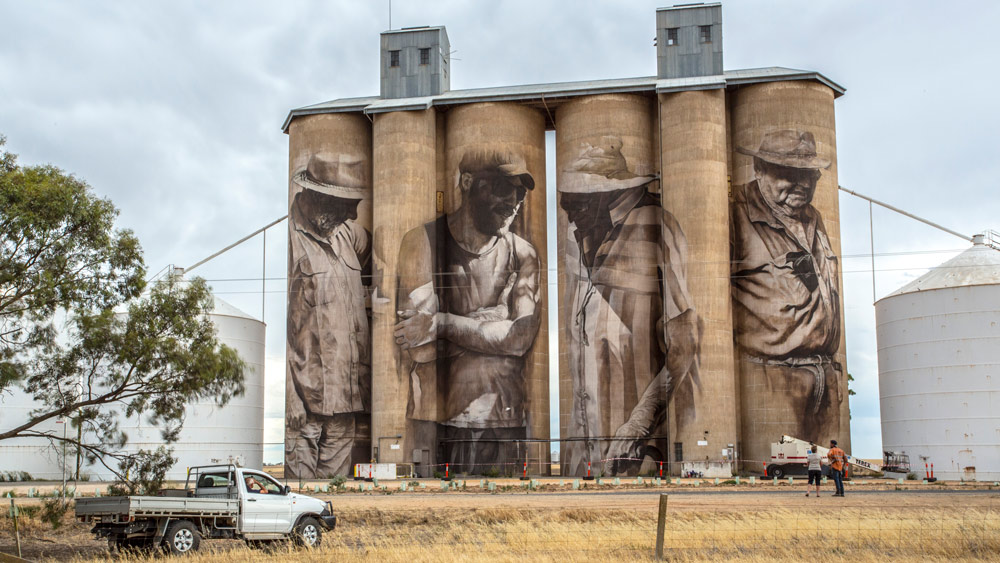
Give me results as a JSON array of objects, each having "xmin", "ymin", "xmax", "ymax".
[{"xmin": 2, "ymin": 486, "xmax": 999, "ymax": 562}]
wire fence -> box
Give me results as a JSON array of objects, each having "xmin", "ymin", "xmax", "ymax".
[{"xmin": 3, "ymin": 491, "xmax": 999, "ymax": 561}]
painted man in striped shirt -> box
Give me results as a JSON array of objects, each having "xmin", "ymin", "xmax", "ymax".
[{"xmin": 559, "ymin": 137, "xmax": 700, "ymax": 477}]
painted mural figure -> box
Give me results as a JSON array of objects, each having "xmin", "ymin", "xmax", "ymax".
[
  {"xmin": 731, "ymin": 129, "xmax": 842, "ymax": 443},
  {"xmin": 395, "ymin": 152, "xmax": 541, "ymax": 473},
  {"xmin": 560, "ymin": 137, "xmax": 700, "ymax": 477},
  {"xmin": 285, "ymin": 154, "xmax": 372, "ymax": 479}
]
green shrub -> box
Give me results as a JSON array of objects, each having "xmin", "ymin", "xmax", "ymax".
[{"xmin": 329, "ymin": 474, "xmax": 347, "ymax": 490}]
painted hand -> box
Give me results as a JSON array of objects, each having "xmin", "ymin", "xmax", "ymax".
[
  {"xmin": 604, "ymin": 419, "xmax": 646, "ymax": 476},
  {"xmin": 394, "ymin": 309, "xmax": 438, "ymax": 349},
  {"xmin": 468, "ymin": 273, "xmax": 517, "ymax": 321},
  {"xmin": 286, "ymin": 392, "xmax": 307, "ymax": 431}
]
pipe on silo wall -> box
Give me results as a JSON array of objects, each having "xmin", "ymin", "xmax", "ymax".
[
  {"xmin": 284, "ymin": 113, "xmax": 374, "ymax": 479},
  {"xmin": 730, "ymin": 81, "xmax": 848, "ymax": 466},
  {"xmin": 556, "ymin": 94, "xmax": 674, "ymax": 477},
  {"xmin": 442, "ymin": 102, "xmax": 550, "ymax": 474},
  {"xmin": 371, "ymin": 109, "xmax": 439, "ymax": 469},
  {"xmin": 658, "ymin": 89, "xmax": 739, "ymax": 475}
]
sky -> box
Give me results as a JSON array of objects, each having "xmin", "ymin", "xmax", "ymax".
[{"xmin": 2, "ymin": 0, "xmax": 998, "ymax": 462}]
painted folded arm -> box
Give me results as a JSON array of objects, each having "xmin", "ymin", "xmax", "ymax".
[
  {"xmin": 395, "ymin": 243, "xmax": 542, "ymax": 357},
  {"xmin": 436, "ymin": 246, "xmax": 541, "ymax": 356}
]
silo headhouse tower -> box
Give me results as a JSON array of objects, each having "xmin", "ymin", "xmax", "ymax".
[{"xmin": 281, "ymin": 3, "xmax": 849, "ymax": 479}]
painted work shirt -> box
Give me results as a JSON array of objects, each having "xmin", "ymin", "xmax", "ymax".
[
  {"xmin": 730, "ymin": 180, "xmax": 841, "ymax": 359},
  {"xmin": 564, "ymin": 188, "xmax": 698, "ymax": 471},
  {"xmin": 403, "ymin": 216, "xmax": 540, "ymax": 429},
  {"xmin": 287, "ymin": 198, "xmax": 372, "ymax": 417}
]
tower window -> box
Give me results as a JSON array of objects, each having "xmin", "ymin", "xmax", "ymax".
[
  {"xmin": 389, "ymin": 50, "xmax": 400, "ymax": 67},
  {"xmin": 419, "ymin": 48, "xmax": 430, "ymax": 65},
  {"xmin": 699, "ymin": 25, "xmax": 712, "ymax": 43},
  {"xmin": 674, "ymin": 442, "xmax": 683, "ymax": 463},
  {"xmin": 667, "ymin": 28, "xmax": 678, "ymax": 46}
]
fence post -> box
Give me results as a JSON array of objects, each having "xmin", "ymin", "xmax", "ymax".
[
  {"xmin": 655, "ymin": 493, "xmax": 668, "ymax": 560},
  {"xmin": 10, "ymin": 497, "xmax": 22, "ymax": 558}
]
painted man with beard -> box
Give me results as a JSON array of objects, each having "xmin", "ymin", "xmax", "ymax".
[
  {"xmin": 731, "ymin": 129, "xmax": 842, "ymax": 459},
  {"xmin": 394, "ymin": 152, "xmax": 541, "ymax": 472},
  {"xmin": 285, "ymin": 154, "xmax": 372, "ymax": 479}
]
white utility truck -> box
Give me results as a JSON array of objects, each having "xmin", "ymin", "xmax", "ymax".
[
  {"xmin": 75, "ymin": 465, "xmax": 335, "ymax": 554},
  {"xmin": 767, "ymin": 435, "xmax": 881, "ymax": 479}
]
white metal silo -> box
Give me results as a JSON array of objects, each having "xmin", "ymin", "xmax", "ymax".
[
  {"xmin": 0, "ymin": 291, "xmax": 266, "ymax": 483},
  {"xmin": 0, "ymin": 389, "xmax": 68, "ymax": 480},
  {"xmin": 109, "ymin": 295, "xmax": 266, "ymax": 480},
  {"xmin": 876, "ymin": 235, "xmax": 1000, "ymax": 481}
]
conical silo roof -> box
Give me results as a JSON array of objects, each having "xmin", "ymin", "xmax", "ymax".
[{"xmin": 884, "ymin": 239, "xmax": 1000, "ymax": 298}]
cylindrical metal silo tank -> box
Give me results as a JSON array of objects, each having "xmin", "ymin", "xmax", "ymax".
[
  {"xmin": 371, "ymin": 109, "xmax": 439, "ymax": 472},
  {"xmin": 0, "ymin": 390, "xmax": 67, "ymax": 480},
  {"xmin": 284, "ymin": 112, "xmax": 374, "ymax": 479},
  {"xmin": 730, "ymin": 80, "xmax": 848, "ymax": 466},
  {"xmin": 442, "ymin": 102, "xmax": 550, "ymax": 475},
  {"xmin": 0, "ymin": 294, "xmax": 266, "ymax": 482},
  {"xmin": 556, "ymin": 93, "xmax": 674, "ymax": 477},
  {"xmin": 659, "ymin": 89, "xmax": 739, "ymax": 476},
  {"xmin": 877, "ymin": 240, "xmax": 1000, "ymax": 481}
]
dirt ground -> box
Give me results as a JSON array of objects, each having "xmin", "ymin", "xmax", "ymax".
[{"xmin": 2, "ymin": 481, "xmax": 998, "ymax": 562}]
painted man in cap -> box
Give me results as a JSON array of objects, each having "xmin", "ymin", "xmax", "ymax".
[
  {"xmin": 731, "ymin": 129, "xmax": 842, "ymax": 452},
  {"xmin": 285, "ymin": 154, "xmax": 372, "ymax": 479},
  {"xmin": 559, "ymin": 137, "xmax": 700, "ymax": 477},
  {"xmin": 394, "ymin": 151, "xmax": 542, "ymax": 473}
]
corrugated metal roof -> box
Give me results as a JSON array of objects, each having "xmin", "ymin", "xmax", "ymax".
[
  {"xmin": 883, "ymin": 243, "xmax": 1000, "ymax": 298},
  {"xmin": 281, "ymin": 66, "xmax": 845, "ymax": 132}
]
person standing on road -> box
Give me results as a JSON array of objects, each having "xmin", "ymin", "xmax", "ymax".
[
  {"xmin": 827, "ymin": 439, "xmax": 846, "ymax": 497},
  {"xmin": 805, "ymin": 444, "xmax": 822, "ymax": 497}
]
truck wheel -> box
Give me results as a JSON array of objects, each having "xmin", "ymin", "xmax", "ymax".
[
  {"xmin": 769, "ymin": 465, "xmax": 785, "ymax": 479},
  {"xmin": 294, "ymin": 516, "xmax": 322, "ymax": 548},
  {"xmin": 163, "ymin": 520, "xmax": 200, "ymax": 555}
]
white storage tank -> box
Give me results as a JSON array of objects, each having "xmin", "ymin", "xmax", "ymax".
[
  {"xmin": 113, "ymin": 295, "xmax": 266, "ymax": 480},
  {"xmin": 0, "ymin": 293, "xmax": 265, "ymax": 482},
  {"xmin": 876, "ymin": 235, "xmax": 1000, "ymax": 481}
]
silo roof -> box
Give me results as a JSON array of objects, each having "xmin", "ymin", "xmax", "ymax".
[
  {"xmin": 883, "ymin": 243, "xmax": 1000, "ymax": 298},
  {"xmin": 211, "ymin": 295, "xmax": 261, "ymax": 322}
]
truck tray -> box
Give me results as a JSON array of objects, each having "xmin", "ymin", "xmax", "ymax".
[{"xmin": 76, "ymin": 495, "xmax": 239, "ymax": 523}]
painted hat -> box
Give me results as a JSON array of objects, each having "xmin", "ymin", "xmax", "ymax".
[
  {"xmin": 736, "ymin": 129, "xmax": 831, "ymax": 170},
  {"xmin": 292, "ymin": 154, "xmax": 369, "ymax": 200},
  {"xmin": 559, "ymin": 136, "xmax": 657, "ymax": 193},
  {"xmin": 460, "ymin": 152, "xmax": 535, "ymax": 191}
]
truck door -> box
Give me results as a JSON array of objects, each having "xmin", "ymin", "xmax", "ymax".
[{"xmin": 241, "ymin": 471, "xmax": 293, "ymax": 533}]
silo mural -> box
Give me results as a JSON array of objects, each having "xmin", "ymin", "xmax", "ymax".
[
  {"xmin": 281, "ymin": 6, "xmax": 851, "ymax": 479},
  {"xmin": 285, "ymin": 114, "xmax": 374, "ymax": 479},
  {"xmin": 556, "ymin": 94, "xmax": 701, "ymax": 477},
  {"xmin": 395, "ymin": 150, "xmax": 542, "ymax": 474},
  {"xmin": 730, "ymin": 119, "xmax": 845, "ymax": 464}
]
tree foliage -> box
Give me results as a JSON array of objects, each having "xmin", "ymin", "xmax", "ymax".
[{"xmin": 0, "ymin": 136, "xmax": 246, "ymax": 491}]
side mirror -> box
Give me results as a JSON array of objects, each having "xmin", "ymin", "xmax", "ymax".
[{"xmin": 284, "ymin": 485, "xmax": 291, "ymax": 495}]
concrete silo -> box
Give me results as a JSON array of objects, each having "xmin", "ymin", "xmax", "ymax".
[{"xmin": 877, "ymin": 235, "xmax": 1000, "ymax": 481}]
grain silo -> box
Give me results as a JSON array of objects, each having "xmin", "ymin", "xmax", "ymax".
[
  {"xmin": 0, "ymin": 293, "xmax": 265, "ymax": 482},
  {"xmin": 282, "ymin": 3, "xmax": 850, "ymax": 477},
  {"xmin": 876, "ymin": 235, "xmax": 1000, "ymax": 481}
]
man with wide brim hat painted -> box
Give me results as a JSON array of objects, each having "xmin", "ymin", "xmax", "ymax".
[
  {"xmin": 557, "ymin": 137, "xmax": 701, "ymax": 478},
  {"xmin": 285, "ymin": 153, "xmax": 373, "ymax": 480},
  {"xmin": 731, "ymin": 129, "xmax": 843, "ymax": 465}
]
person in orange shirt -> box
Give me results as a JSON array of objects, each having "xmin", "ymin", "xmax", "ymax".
[{"xmin": 827, "ymin": 439, "xmax": 847, "ymax": 497}]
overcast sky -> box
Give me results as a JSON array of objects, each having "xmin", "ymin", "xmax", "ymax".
[{"xmin": 3, "ymin": 0, "xmax": 998, "ymax": 462}]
